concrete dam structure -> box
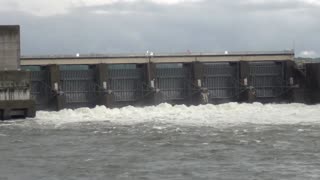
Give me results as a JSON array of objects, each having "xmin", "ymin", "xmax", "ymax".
[
  {"xmin": 1, "ymin": 25, "xmax": 320, "ymax": 120},
  {"xmin": 0, "ymin": 25, "xmax": 35, "ymax": 120},
  {"xmin": 19, "ymin": 51, "xmax": 319, "ymax": 111}
]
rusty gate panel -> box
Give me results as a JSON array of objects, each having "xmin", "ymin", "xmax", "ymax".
[
  {"xmin": 108, "ymin": 65, "xmax": 144, "ymax": 103},
  {"xmin": 22, "ymin": 66, "xmax": 50, "ymax": 110},
  {"xmin": 156, "ymin": 64, "xmax": 191, "ymax": 102},
  {"xmin": 202, "ymin": 63, "xmax": 239, "ymax": 103},
  {"xmin": 60, "ymin": 67, "xmax": 96, "ymax": 109},
  {"xmin": 249, "ymin": 62, "xmax": 285, "ymax": 98}
]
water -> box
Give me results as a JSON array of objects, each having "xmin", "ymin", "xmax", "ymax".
[{"xmin": 1, "ymin": 103, "xmax": 320, "ymax": 180}]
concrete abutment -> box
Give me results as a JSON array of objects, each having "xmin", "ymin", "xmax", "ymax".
[{"xmin": 0, "ymin": 71, "xmax": 36, "ymax": 120}]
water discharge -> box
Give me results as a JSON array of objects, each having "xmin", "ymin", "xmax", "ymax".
[{"xmin": 34, "ymin": 103, "xmax": 320, "ymax": 127}]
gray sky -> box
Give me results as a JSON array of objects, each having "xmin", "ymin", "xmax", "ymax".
[{"xmin": 0, "ymin": 0, "xmax": 319, "ymax": 57}]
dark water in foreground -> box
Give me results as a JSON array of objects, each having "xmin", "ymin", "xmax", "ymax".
[{"xmin": 1, "ymin": 121, "xmax": 320, "ymax": 180}]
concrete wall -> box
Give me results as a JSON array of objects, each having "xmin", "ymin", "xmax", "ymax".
[
  {"xmin": 0, "ymin": 70, "xmax": 35, "ymax": 120},
  {"xmin": 305, "ymin": 63, "xmax": 320, "ymax": 104},
  {"xmin": 0, "ymin": 25, "xmax": 20, "ymax": 70},
  {"xmin": 0, "ymin": 71, "xmax": 31, "ymax": 101}
]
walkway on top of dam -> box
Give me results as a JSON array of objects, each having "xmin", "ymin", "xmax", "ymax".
[{"xmin": 21, "ymin": 50, "xmax": 294, "ymax": 66}]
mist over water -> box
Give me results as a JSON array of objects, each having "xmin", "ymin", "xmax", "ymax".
[{"xmin": 1, "ymin": 103, "xmax": 320, "ymax": 179}]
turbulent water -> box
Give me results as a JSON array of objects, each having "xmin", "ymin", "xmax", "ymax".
[{"xmin": 1, "ymin": 103, "xmax": 320, "ymax": 180}]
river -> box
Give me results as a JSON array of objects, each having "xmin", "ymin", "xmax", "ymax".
[{"xmin": 1, "ymin": 103, "xmax": 320, "ymax": 179}]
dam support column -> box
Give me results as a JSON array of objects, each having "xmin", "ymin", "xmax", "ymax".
[
  {"xmin": 192, "ymin": 62, "xmax": 208, "ymax": 105},
  {"xmin": 283, "ymin": 60, "xmax": 298, "ymax": 102},
  {"xmin": 305, "ymin": 63, "xmax": 320, "ymax": 104},
  {"xmin": 47, "ymin": 65, "xmax": 65, "ymax": 111},
  {"xmin": 283, "ymin": 61, "xmax": 308, "ymax": 103},
  {"xmin": 143, "ymin": 62, "xmax": 161, "ymax": 105},
  {"xmin": 239, "ymin": 61, "xmax": 256, "ymax": 103},
  {"xmin": 95, "ymin": 64, "xmax": 114, "ymax": 108}
]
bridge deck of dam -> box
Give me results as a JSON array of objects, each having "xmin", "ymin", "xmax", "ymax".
[{"xmin": 21, "ymin": 51, "xmax": 294, "ymax": 65}]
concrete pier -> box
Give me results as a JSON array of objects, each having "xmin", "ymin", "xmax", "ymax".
[
  {"xmin": 47, "ymin": 65, "xmax": 65, "ymax": 111},
  {"xmin": 95, "ymin": 64, "xmax": 114, "ymax": 108},
  {"xmin": 0, "ymin": 71, "xmax": 35, "ymax": 120},
  {"xmin": 143, "ymin": 62, "xmax": 160, "ymax": 105},
  {"xmin": 239, "ymin": 61, "xmax": 255, "ymax": 102},
  {"xmin": 191, "ymin": 62, "xmax": 206, "ymax": 105},
  {"xmin": 0, "ymin": 25, "xmax": 36, "ymax": 120},
  {"xmin": 305, "ymin": 63, "xmax": 320, "ymax": 104},
  {"xmin": 0, "ymin": 25, "xmax": 20, "ymax": 70}
]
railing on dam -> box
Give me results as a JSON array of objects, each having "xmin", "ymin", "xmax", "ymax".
[{"xmin": 21, "ymin": 60, "xmax": 294, "ymax": 110}]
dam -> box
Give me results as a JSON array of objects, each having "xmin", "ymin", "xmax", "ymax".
[
  {"xmin": 1, "ymin": 25, "xmax": 320, "ymax": 119},
  {"xmin": 19, "ymin": 51, "xmax": 315, "ymax": 110}
]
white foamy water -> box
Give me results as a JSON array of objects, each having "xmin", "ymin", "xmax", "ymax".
[{"xmin": 33, "ymin": 103, "xmax": 320, "ymax": 126}]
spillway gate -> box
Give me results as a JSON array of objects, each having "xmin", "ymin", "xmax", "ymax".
[{"xmin": 21, "ymin": 60, "xmax": 294, "ymax": 110}]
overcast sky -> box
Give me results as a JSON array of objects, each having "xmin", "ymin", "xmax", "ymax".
[{"xmin": 0, "ymin": 0, "xmax": 319, "ymax": 57}]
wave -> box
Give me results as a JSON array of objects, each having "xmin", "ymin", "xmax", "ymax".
[{"xmin": 33, "ymin": 103, "xmax": 320, "ymax": 127}]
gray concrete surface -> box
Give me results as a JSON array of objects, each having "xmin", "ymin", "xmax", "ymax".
[
  {"xmin": 21, "ymin": 51, "xmax": 294, "ymax": 66},
  {"xmin": 0, "ymin": 25, "xmax": 20, "ymax": 70}
]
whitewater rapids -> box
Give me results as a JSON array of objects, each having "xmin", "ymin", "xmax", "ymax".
[{"xmin": 33, "ymin": 103, "xmax": 320, "ymax": 127}]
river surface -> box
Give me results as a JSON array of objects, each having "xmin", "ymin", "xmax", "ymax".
[{"xmin": 1, "ymin": 103, "xmax": 320, "ymax": 180}]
